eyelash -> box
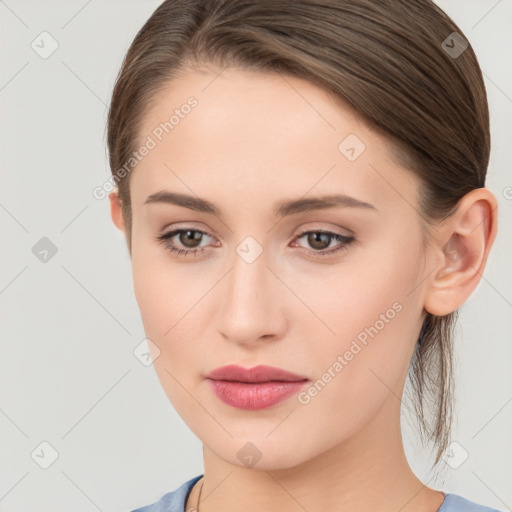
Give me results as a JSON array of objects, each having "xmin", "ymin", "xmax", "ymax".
[{"xmin": 154, "ymin": 228, "xmax": 355, "ymax": 258}]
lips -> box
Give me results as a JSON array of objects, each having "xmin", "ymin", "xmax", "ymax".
[
  {"xmin": 205, "ymin": 364, "xmax": 309, "ymax": 383},
  {"xmin": 205, "ymin": 365, "xmax": 310, "ymax": 410}
]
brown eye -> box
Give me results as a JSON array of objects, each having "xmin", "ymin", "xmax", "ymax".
[
  {"xmin": 293, "ymin": 230, "xmax": 355, "ymax": 256},
  {"xmin": 306, "ymin": 232, "xmax": 331, "ymax": 250},
  {"xmin": 154, "ymin": 228, "xmax": 213, "ymax": 257},
  {"xmin": 178, "ymin": 230, "xmax": 204, "ymax": 248}
]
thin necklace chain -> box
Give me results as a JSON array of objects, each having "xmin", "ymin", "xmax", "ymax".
[{"xmin": 194, "ymin": 479, "xmax": 204, "ymax": 512}]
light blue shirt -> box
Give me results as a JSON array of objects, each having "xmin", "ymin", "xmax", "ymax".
[{"xmin": 130, "ymin": 475, "xmax": 503, "ymax": 512}]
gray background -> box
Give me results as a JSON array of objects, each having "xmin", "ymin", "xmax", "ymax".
[{"xmin": 0, "ymin": 1, "xmax": 511, "ymax": 511}]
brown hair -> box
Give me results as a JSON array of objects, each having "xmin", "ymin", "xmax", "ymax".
[{"xmin": 106, "ymin": 0, "xmax": 489, "ymax": 469}]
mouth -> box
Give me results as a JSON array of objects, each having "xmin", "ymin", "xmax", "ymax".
[{"xmin": 205, "ymin": 364, "xmax": 310, "ymax": 410}]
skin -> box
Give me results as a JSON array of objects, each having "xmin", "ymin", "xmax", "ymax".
[{"xmin": 109, "ymin": 64, "xmax": 498, "ymax": 512}]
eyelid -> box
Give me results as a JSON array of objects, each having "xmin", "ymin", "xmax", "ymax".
[
  {"xmin": 159, "ymin": 227, "xmax": 216, "ymax": 246},
  {"xmin": 294, "ymin": 223, "xmax": 354, "ymax": 237}
]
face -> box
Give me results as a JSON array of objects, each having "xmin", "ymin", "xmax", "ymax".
[{"xmin": 123, "ymin": 65, "xmax": 431, "ymax": 469}]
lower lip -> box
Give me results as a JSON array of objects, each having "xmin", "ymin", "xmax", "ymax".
[{"xmin": 206, "ymin": 379, "xmax": 309, "ymax": 410}]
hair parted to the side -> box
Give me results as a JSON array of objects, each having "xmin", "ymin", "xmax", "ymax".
[{"xmin": 106, "ymin": 0, "xmax": 490, "ymax": 470}]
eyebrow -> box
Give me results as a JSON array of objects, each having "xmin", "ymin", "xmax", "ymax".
[{"xmin": 144, "ymin": 190, "xmax": 377, "ymax": 217}]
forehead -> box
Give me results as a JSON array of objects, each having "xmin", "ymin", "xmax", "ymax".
[
  {"xmin": 139, "ymin": 64, "xmax": 368, "ymax": 148},
  {"xmin": 130, "ymin": 65, "xmax": 417, "ymax": 215}
]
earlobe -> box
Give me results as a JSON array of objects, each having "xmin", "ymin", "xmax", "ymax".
[
  {"xmin": 109, "ymin": 190, "xmax": 125, "ymax": 233},
  {"xmin": 423, "ymin": 188, "xmax": 498, "ymax": 316}
]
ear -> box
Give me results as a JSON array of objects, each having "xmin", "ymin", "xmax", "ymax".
[
  {"xmin": 109, "ymin": 189, "xmax": 125, "ymax": 233},
  {"xmin": 423, "ymin": 188, "xmax": 498, "ymax": 316}
]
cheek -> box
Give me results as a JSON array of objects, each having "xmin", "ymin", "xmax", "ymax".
[
  {"xmin": 130, "ymin": 249, "xmax": 207, "ymax": 416},
  {"xmin": 292, "ymin": 233, "xmax": 423, "ymax": 409},
  {"xmin": 291, "ymin": 287, "xmax": 418, "ymax": 446},
  {"xmin": 131, "ymin": 262, "xmax": 206, "ymax": 361},
  {"xmin": 130, "ymin": 238, "xmax": 214, "ymax": 385},
  {"xmin": 131, "ymin": 233, "xmax": 199, "ymax": 336}
]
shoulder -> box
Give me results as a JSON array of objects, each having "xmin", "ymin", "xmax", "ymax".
[
  {"xmin": 129, "ymin": 475, "xmax": 203, "ymax": 512},
  {"xmin": 439, "ymin": 493, "xmax": 503, "ymax": 512}
]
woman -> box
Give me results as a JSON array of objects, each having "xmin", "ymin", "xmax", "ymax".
[{"xmin": 106, "ymin": 1, "xmax": 501, "ymax": 511}]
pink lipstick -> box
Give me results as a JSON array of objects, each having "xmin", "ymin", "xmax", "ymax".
[{"xmin": 205, "ymin": 364, "xmax": 309, "ymax": 410}]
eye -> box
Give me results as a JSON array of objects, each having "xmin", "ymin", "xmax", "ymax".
[
  {"xmin": 154, "ymin": 228, "xmax": 214, "ymax": 257},
  {"xmin": 291, "ymin": 230, "xmax": 355, "ymax": 256}
]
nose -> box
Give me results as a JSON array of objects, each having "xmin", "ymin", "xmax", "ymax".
[{"xmin": 216, "ymin": 244, "xmax": 287, "ymax": 346}]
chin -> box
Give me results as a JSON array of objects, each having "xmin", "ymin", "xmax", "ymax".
[{"xmin": 203, "ymin": 434, "xmax": 316, "ymax": 472}]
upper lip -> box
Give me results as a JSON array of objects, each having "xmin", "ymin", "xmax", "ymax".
[{"xmin": 205, "ymin": 364, "xmax": 309, "ymax": 383}]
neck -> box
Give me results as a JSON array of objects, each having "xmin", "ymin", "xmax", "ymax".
[{"xmin": 191, "ymin": 396, "xmax": 445, "ymax": 512}]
